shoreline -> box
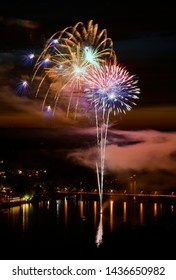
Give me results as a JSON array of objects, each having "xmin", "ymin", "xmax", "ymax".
[{"xmin": 1, "ymin": 192, "xmax": 176, "ymax": 209}]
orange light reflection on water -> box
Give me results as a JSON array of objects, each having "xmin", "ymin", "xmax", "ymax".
[
  {"xmin": 123, "ymin": 201, "xmax": 127, "ymax": 222},
  {"xmin": 110, "ymin": 200, "xmax": 113, "ymax": 232},
  {"xmin": 140, "ymin": 202, "xmax": 143, "ymax": 225}
]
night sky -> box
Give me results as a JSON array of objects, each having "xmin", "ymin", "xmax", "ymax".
[{"xmin": 0, "ymin": 1, "xmax": 176, "ymax": 190}]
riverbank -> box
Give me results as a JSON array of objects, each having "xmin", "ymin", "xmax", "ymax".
[
  {"xmin": 1, "ymin": 191, "xmax": 176, "ymax": 210},
  {"xmin": 0, "ymin": 199, "xmax": 31, "ymax": 208}
]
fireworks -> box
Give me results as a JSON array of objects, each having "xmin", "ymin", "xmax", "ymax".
[
  {"xmin": 21, "ymin": 49, "xmax": 36, "ymax": 65},
  {"xmin": 16, "ymin": 79, "xmax": 31, "ymax": 95},
  {"xmin": 18, "ymin": 19, "xmax": 140, "ymax": 118},
  {"xmin": 31, "ymin": 20, "xmax": 116, "ymax": 117},
  {"xmin": 84, "ymin": 61, "xmax": 140, "ymax": 117}
]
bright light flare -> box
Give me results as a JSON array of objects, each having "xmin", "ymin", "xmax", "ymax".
[
  {"xmin": 16, "ymin": 79, "xmax": 31, "ymax": 95},
  {"xmin": 21, "ymin": 50, "xmax": 36, "ymax": 65}
]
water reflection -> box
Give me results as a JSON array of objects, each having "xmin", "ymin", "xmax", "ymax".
[
  {"xmin": 1, "ymin": 196, "xmax": 176, "ymax": 254},
  {"xmin": 22, "ymin": 203, "xmax": 29, "ymax": 232},
  {"xmin": 109, "ymin": 200, "xmax": 113, "ymax": 232},
  {"xmin": 160, "ymin": 203, "xmax": 163, "ymax": 215},
  {"xmin": 154, "ymin": 202, "xmax": 157, "ymax": 217},
  {"xmin": 79, "ymin": 199, "xmax": 84, "ymax": 219},
  {"xmin": 94, "ymin": 201, "xmax": 97, "ymax": 227},
  {"xmin": 95, "ymin": 213, "xmax": 103, "ymax": 247},
  {"xmin": 171, "ymin": 204, "xmax": 174, "ymax": 212},
  {"xmin": 56, "ymin": 200, "xmax": 62, "ymax": 216},
  {"xmin": 64, "ymin": 197, "xmax": 68, "ymax": 226},
  {"xmin": 139, "ymin": 202, "xmax": 143, "ymax": 225},
  {"xmin": 123, "ymin": 201, "xmax": 127, "ymax": 222}
]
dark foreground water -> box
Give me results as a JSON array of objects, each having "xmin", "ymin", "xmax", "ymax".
[{"xmin": 1, "ymin": 194, "xmax": 176, "ymax": 260}]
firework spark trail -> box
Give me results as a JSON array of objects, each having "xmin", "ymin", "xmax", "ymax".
[
  {"xmin": 95, "ymin": 109, "xmax": 110, "ymax": 214},
  {"xmin": 101, "ymin": 110, "xmax": 110, "ymax": 213},
  {"xmin": 96, "ymin": 161, "xmax": 101, "ymax": 205},
  {"xmin": 84, "ymin": 61, "xmax": 140, "ymax": 213}
]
